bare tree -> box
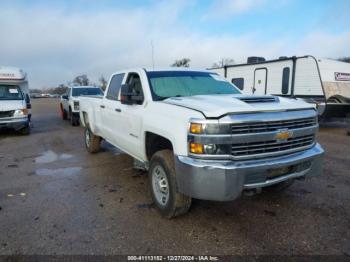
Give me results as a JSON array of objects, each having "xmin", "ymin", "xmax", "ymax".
[
  {"xmin": 98, "ymin": 75, "xmax": 108, "ymax": 91},
  {"xmin": 73, "ymin": 74, "xmax": 89, "ymax": 86},
  {"xmin": 212, "ymin": 58, "xmax": 235, "ymax": 68},
  {"xmin": 171, "ymin": 58, "xmax": 191, "ymax": 67}
]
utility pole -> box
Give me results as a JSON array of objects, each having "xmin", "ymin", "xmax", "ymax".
[{"xmin": 151, "ymin": 40, "xmax": 155, "ymax": 70}]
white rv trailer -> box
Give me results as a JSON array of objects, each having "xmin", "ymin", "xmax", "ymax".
[
  {"xmin": 0, "ymin": 66, "xmax": 31, "ymax": 134},
  {"xmin": 210, "ymin": 56, "xmax": 350, "ymax": 117}
]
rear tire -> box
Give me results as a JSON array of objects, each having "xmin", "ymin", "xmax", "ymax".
[
  {"xmin": 149, "ymin": 149, "xmax": 192, "ymax": 218},
  {"xmin": 84, "ymin": 127, "xmax": 101, "ymax": 153}
]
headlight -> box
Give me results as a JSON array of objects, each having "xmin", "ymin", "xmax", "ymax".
[
  {"xmin": 13, "ymin": 109, "xmax": 28, "ymax": 117},
  {"xmin": 189, "ymin": 142, "xmax": 230, "ymax": 155},
  {"xmin": 73, "ymin": 101, "xmax": 79, "ymax": 110},
  {"xmin": 188, "ymin": 120, "xmax": 231, "ymax": 157},
  {"xmin": 189, "ymin": 122, "xmax": 231, "ymax": 134},
  {"xmin": 203, "ymin": 144, "xmax": 217, "ymax": 154}
]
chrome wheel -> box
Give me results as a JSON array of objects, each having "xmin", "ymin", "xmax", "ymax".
[
  {"xmin": 85, "ymin": 129, "xmax": 90, "ymax": 148},
  {"xmin": 151, "ymin": 165, "xmax": 169, "ymax": 206}
]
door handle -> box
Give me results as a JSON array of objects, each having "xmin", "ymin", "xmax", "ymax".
[
  {"xmin": 115, "ymin": 108, "xmax": 122, "ymax": 112},
  {"xmin": 100, "ymin": 105, "xmax": 105, "ymax": 109}
]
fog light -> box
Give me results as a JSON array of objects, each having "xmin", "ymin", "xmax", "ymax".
[
  {"xmin": 189, "ymin": 142, "xmax": 204, "ymax": 154},
  {"xmin": 203, "ymin": 144, "xmax": 217, "ymax": 154}
]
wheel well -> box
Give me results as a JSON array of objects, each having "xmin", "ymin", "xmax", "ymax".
[
  {"xmin": 327, "ymin": 95, "xmax": 350, "ymax": 104},
  {"xmin": 82, "ymin": 112, "xmax": 89, "ymax": 127},
  {"xmin": 145, "ymin": 132, "xmax": 173, "ymax": 161}
]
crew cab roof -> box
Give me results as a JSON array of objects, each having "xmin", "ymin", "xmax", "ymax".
[
  {"xmin": 143, "ymin": 68, "xmax": 211, "ymax": 73},
  {"xmin": 110, "ymin": 67, "xmax": 215, "ymax": 76}
]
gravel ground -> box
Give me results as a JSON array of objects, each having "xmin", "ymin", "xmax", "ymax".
[{"xmin": 0, "ymin": 98, "xmax": 349, "ymax": 256}]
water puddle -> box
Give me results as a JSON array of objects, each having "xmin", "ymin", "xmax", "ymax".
[
  {"xmin": 35, "ymin": 150, "xmax": 73, "ymax": 164},
  {"xmin": 35, "ymin": 167, "xmax": 82, "ymax": 176}
]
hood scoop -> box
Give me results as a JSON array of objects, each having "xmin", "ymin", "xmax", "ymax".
[{"xmin": 237, "ymin": 96, "xmax": 279, "ymax": 103}]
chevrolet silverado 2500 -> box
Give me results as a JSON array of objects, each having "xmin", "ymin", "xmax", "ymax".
[
  {"xmin": 60, "ymin": 86, "xmax": 103, "ymax": 126},
  {"xmin": 79, "ymin": 68, "xmax": 324, "ymax": 218}
]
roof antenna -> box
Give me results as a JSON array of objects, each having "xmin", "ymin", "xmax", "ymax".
[{"xmin": 151, "ymin": 40, "xmax": 155, "ymax": 70}]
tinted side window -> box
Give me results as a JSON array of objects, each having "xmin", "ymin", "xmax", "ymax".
[
  {"xmin": 232, "ymin": 78, "xmax": 244, "ymax": 90},
  {"xmin": 282, "ymin": 67, "xmax": 290, "ymax": 94},
  {"xmin": 106, "ymin": 73, "xmax": 125, "ymax": 101},
  {"xmin": 126, "ymin": 73, "xmax": 144, "ymax": 105}
]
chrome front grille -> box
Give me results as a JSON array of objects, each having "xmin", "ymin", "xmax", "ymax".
[
  {"xmin": 0, "ymin": 110, "xmax": 14, "ymax": 118},
  {"xmin": 231, "ymin": 134, "xmax": 315, "ymax": 158},
  {"xmin": 189, "ymin": 110, "xmax": 318, "ymax": 161},
  {"xmin": 231, "ymin": 117, "xmax": 316, "ymax": 134}
]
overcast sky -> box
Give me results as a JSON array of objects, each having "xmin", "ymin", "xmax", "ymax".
[{"xmin": 0, "ymin": 0, "xmax": 349, "ymax": 89}]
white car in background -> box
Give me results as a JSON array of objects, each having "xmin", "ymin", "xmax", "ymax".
[
  {"xmin": 0, "ymin": 66, "xmax": 31, "ymax": 135},
  {"xmin": 59, "ymin": 86, "xmax": 103, "ymax": 126}
]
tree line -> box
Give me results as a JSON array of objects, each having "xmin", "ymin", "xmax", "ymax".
[{"xmin": 30, "ymin": 74, "xmax": 108, "ymax": 95}]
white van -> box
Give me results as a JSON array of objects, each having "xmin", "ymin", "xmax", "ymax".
[
  {"xmin": 210, "ymin": 56, "xmax": 350, "ymax": 117},
  {"xmin": 0, "ymin": 66, "xmax": 31, "ymax": 135}
]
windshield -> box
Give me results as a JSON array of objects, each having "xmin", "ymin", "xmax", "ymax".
[
  {"xmin": 0, "ymin": 85, "xmax": 23, "ymax": 100},
  {"xmin": 72, "ymin": 88, "xmax": 103, "ymax": 97},
  {"xmin": 147, "ymin": 71, "xmax": 240, "ymax": 101}
]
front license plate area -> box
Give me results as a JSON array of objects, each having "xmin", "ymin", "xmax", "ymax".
[{"xmin": 267, "ymin": 166, "xmax": 293, "ymax": 178}]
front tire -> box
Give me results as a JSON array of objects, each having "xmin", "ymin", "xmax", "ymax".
[
  {"xmin": 70, "ymin": 113, "xmax": 79, "ymax": 126},
  {"xmin": 19, "ymin": 125, "xmax": 30, "ymax": 135},
  {"xmin": 84, "ymin": 127, "xmax": 101, "ymax": 153},
  {"xmin": 149, "ymin": 150, "xmax": 192, "ymax": 218}
]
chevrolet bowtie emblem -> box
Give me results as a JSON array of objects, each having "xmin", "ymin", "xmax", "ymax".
[{"xmin": 275, "ymin": 129, "xmax": 293, "ymax": 141}]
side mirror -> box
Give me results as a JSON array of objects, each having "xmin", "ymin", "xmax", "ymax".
[
  {"xmin": 25, "ymin": 94, "xmax": 32, "ymax": 109},
  {"xmin": 120, "ymin": 84, "xmax": 144, "ymax": 105},
  {"xmin": 62, "ymin": 95, "xmax": 68, "ymax": 100}
]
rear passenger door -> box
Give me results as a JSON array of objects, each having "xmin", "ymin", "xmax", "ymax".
[{"xmin": 101, "ymin": 73, "xmax": 125, "ymax": 145}]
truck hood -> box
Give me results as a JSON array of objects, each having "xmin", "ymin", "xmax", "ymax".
[
  {"xmin": 0, "ymin": 100, "xmax": 25, "ymax": 111},
  {"xmin": 162, "ymin": 94, "xmax": 315, "ymax": 118}
]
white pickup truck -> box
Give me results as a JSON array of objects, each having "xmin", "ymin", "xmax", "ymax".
[
  {"xmin": 60, "ymin": 86, "xmax": 103, "ymax": 126},
  {"xmin": 80, "ymin": 68, "xmax": 324, "ymax": 218}
]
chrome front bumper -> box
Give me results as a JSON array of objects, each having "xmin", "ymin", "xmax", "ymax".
[
  {"xmin": 175, "ymin": 144, "xmax": 324, "ymax": 201},
  {"xmin": 0, "ymin": 117, "xmax": 29, "ymax": 130}
]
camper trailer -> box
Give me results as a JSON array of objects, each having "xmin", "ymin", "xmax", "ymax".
[
  {"xmin": 0, "ymin": 66, "xmax": 31, "ymax": 134},
  {"xmin": 210, "ymin": 56, "xmax": 350, "ymax": 117}
]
